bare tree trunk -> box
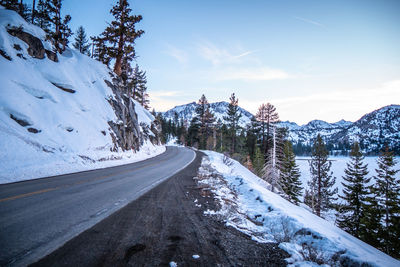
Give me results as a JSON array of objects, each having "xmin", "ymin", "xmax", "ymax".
[
  {"xmin": 113, "ymin": 2, "xmax": 125, "ymax": 76},
  {"xmin": 317, "ymin": 158, "xmax": 321, "ymax": 217}
]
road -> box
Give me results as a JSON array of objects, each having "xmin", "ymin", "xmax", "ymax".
[
  {"xmin": 31, "ymin": 150, "xmax": 288, "ymax": 267},
  {"xmin": 0, "ymin": 146, "xmax": 196, "ymax": 266}
]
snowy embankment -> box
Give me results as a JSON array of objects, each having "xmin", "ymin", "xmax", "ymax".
[
  {"xmin": 0, "ymin": 7, "xmax": 164, "ymax": 184},
  {"xmin": 198, "ymin": 151, "xmax": 399, "ymax": 267}
]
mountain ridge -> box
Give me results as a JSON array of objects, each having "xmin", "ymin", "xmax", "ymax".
[{"xmin": 162, "ymin": 102, "xmax": 400, "ymax": 154}]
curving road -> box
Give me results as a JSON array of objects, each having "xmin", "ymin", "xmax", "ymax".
[{"xmin": 0, "ymin": 146, "xmax": 196, "ymax": 266}]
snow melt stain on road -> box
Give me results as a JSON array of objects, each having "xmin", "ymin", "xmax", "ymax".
[{"xmin": 197, "ymin": 151, "xmax": 400, "ymax": 267}]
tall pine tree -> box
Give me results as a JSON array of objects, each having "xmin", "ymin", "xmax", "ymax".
[
  {"xmin": 195, "ymin": 95, "xmax": 215, "ymax": 150},
  {"xmin": 92, "ymin": 0, "xmax": 143, "ymax": 76},
  {"xmin": 305, "ymin": 134, "xmax": 337, "ymax": 217},
  {"xmin": 372, "ymin": 147, "xmax": 400, "ymax": 257},
  {"xmin": 337, "ymin": 142, "xmax": 370, "ymax": 238},
  {"xmin": 255, "ymin": 103, "xmax": 279, "ymax": 161},
  {"xmin": 133, "ymin": 65, "xmax": 149, "ymax": 109},
  {"xmin": 73, "ymin": 26, "xmax": 90, "ymax": 55},
  {"xmin": 223, "ymin": 93, "xmax": 242, "ymax": 154},
  {"xmin": 40, "ymin": 0, "xmax": 71, "ymax": 53},
  {"xmin": 279, "ymin": 140, "xmax": 303, "ymax": 205}
]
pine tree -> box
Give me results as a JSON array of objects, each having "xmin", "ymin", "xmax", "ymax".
[
  {"xmin": 195, "ymin": 95, "xmax": 215, "ymax": 150},
  {"xmin": 187, "ymin": 117, "xmax": 200, "ymax": 148},
  {"xmin": 91, "ymin": 36, "xmax": 109, "ymax": 65},
  {"xmin": 73, "ymin": 26, "xmax": 90, "ymax": 55},
  {"xmin": 279, "ymin": 140, "xmax": 303, "ymax": 204},
  {"xmin": 336, "ymin": 142, "xmax": 370, "ymax": 238},
  {"xmin": 372, "ymin": 147, "xmax": 400, "ymax": 257},
  {"xmin": 245, "ymin": 117, "xmax": 261, "ymax": 159},
  {"xmin": 34, "ymin": 0, "xmax": 50, "ymax": 32},
  {"xmin": 42, "ymin": 0, "xmax": 71, "ymax": 53},
  {"xmin": 134, "ymin": 65, "xmax": 149, "ymax": 109},
  {"xmin": 223, "ymin": 93, "xmax": 242, "ymax": 154},
  {"xmin": 252, "ymin": 146, "xmax": 264, "ymax": 177},
  {"xmin": 255, "ymin": 103, "xmax": 279, "ymax": 158},
  {"xmin": 92, "ymin": 0, "xmax": 144, "ymax": 76},
  {"xmin": 59, "ymin": 14, "xmax": 71, "ymax": 51},
  {"xmin": 306, "ymin": 134, "xmax": 338, "ymax": 217}
]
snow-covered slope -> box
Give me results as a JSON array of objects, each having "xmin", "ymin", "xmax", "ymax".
[
  {"xmin": 0, "ymin": 7, "xmax": 164, "ymax": 183},
  {"xmin": 162, "ymin": 101, "xmax": 254, "ymax": 127},
  {"xmin": 198, "ymin": 151, "xmax": 399, "ymax": 266}
]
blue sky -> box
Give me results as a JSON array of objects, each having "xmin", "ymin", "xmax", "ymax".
[{"xmin": 63, "ymin": 0, "xmax": 400, "ymax": 124}]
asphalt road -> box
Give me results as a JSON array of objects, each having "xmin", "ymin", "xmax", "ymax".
[
  {"xmin": 0, "ymin": 146, "xmax": 196, "ymax": 266},
  {"xmin": 32, "ymin": 150, "xmax": 288, "ymax": 267}
]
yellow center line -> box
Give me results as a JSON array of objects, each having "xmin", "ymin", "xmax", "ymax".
[
  {"xmin": 0, "ymin": 157, "xmax": 173, "ymax": 203},
  {"xmin": 0, "ymin": 187, "xmax": 59, "ymax": 203}
]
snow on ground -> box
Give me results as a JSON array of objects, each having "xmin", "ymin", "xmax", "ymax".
[
  {"xmin": 0, "ymin": 8, "xmax": 165, "ymax": 184},
  {"xmin": 197, "ymin": 150, "xmax": 400, "ymax": 267}
]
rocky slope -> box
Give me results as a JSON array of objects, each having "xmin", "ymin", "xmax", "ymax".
[{"xmin": 0, "ymin": 7, "xmax": 161, "ymax": 182}]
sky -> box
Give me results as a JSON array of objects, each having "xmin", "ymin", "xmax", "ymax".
[{"xmin": 62, "ymin": 0, "xmax": 400, "ymax": 125}]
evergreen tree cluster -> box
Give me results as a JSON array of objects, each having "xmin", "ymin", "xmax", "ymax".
[
  {"xmin": 160, "ymin": 95, "xmax": 304, "ymax": 205},
  {"xmin": 2, "ymin": 0, "xmax": 151, "ymax": 109},
  {"xmin": 2, "ymin": 0, "xmax": 73, "ymax": 52},
  {"xmin": 336, "ymin": 143, "xmax": 400, "ymax": 258}
]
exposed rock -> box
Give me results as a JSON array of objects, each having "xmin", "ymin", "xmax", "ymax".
[
  {"xmin": 51, "ymin": 82, "xmax": 75, "ymax": 93},
  {"xmin": 27, "ymin": 127, "xmax": 41, "ymax": 133},
  {"xmin": 10, "ymin": 114, "xmax": 31, "ymax": 127},
  {"xmin": 105, "ymin": 77, "xmax": 160, "ymax": 152},
  {"xmin": 16, "ymin": 53, "xmax": 26, "ymax": 59},
  {"xmin": 0, "ymin": 49, "xmax": 12, "ymax": 61},
  {"xmin": 7, "ymin": 27, "xmax": 45, "ymax": 59},
  {"xmin": 106, "ymin": 79, "xmax": 141, "ymax": 151},
  {"xmin": 45, "ymin": 49, "xmax": 58, "ymax": 62},
  {"xmin": 13, "ymin": 44, "xmax": 22, "ymax": 51}
]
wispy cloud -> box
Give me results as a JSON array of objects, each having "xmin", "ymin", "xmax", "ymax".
[
  {"xmin": 151, "ymin": 91, "xmax": 180, "ymax": 97},
  {"xmin": 294, "ymin": 16, "xmax": 325, "ymax": 28},
  {"xmin": 164, "ymin": 44, "xmax": 189, "ymax": 64},
  {"xmin": 197, "ymin": 41, "xmax": 255, "ymax": 66},
  {"xmin": 215, "ymin": 67, "xmax": 291, "ymax": 81}
]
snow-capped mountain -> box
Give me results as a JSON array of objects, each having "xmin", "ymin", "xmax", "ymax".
[
  {"xmin": 283, "ymin": 119, "xmax": 353, "ymax": 145},
  {"xmin": 278, "ymin": 106, "xmax": 399, "ymax": 154},
  {"xmin": 0, "ymin": 7, "xmax": 162, "ymax": 183},
  {"xmin": 163, "ymin": 100, "xmax": 399, "ymax": 154},
  {"xmin": 162, "ymin": 101, "xmax": 254, "ymax": 127},
  {"xmin": 331, "ymin": 105, "xmax": 400, "ymax": 153}
]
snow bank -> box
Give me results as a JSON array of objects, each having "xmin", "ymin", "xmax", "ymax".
[
  {"xmin": 199, "ymin": 151, "xmax": 399, "ymax": 267},
  {"xmin": 0, "ymin": 8, "xmax": 164, "ymax": 184}
]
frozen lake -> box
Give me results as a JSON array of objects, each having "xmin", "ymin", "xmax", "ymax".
[{"xmin": 296, "ymin": 156, "xmax": 400, "ymax": 200}]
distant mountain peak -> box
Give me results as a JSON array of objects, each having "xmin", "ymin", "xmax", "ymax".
[{"xmin": 162, "ymin": 101, "xmax": 254, "ymax": 127}]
